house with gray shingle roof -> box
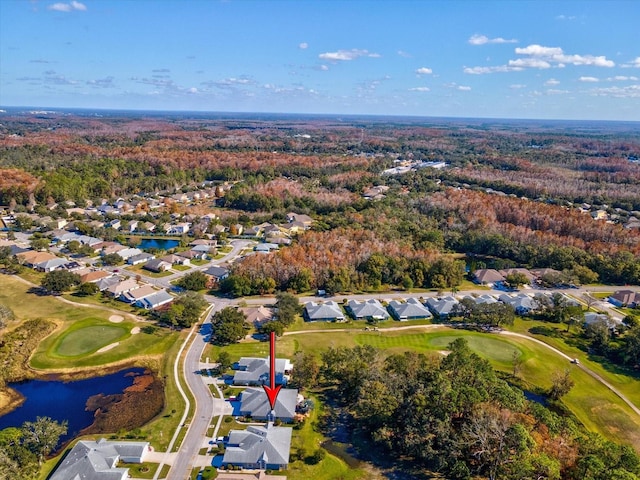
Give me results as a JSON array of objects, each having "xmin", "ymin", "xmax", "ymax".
[
  {"xmin": 346, "ymin": 299, "xmax": 389, "ymax": 321},
  {"xmin": 222, "ymin": 423, "xmax": 292, "ymax": 471},
  {"xmin": 459, "ymin": 294, "xmax": 498, "ymax": 305},
  {"xmin": 473, "ymin": 269, "xmax": 505, "ymax": 286},
  {"xmin": 388, "ymin": 298, "xmax": 432, "ymax": 321},
  {"xmin": 136, "ymin": 290, "xmax": 174, "ymax": 310},
  {"xmin": 238, "ymin": 387, "xmax": 298, "ymax": 422},
  {"xmin": 499, "ymin": 293, "xmax": 535, "ymax": 314},
  {"xmin": 233, "ymin": 357, "xmax": 293, "ymax": 386},
  {"xmin": 304, "ymin": 301, "xmax": 345, "ymax": 322},
  {"xmin": 426, "ymin": 296, "xmax": 460, "ymax": 318},
  {"xmin": 50, "ymin": 438, "xmax": 150, "ymax": 480}
]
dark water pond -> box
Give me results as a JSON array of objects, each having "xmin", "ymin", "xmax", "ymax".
[
  {"xmin": 139, "ymin": 238, "xmax": 179, "ymax": 250},
  {"xmin": 0, "ymin": 368, "xmax": 144, "ymax": 442},
  {"xmin": 524, "ymin": 390, "xmax": 548, "ymax": 405}
]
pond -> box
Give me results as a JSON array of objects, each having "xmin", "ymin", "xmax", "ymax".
[
  {"xmin": 139, "ymin": 238, "xmax": 180, "ymax": 250},
  {"xmin": 0, "ymin": 368, "xmax": 145, "ymax": 443}
]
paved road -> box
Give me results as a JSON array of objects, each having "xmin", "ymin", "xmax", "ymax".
[{"xmin": 158, "ymin": 298, "xmax": 233, "ymax": 480}]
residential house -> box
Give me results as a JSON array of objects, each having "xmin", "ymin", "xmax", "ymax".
[
  {"xmin": 584, "ymin": 312, "xmax": 619, "ymax": 328},
  {"xmin": 34, "ymin": 257, "xmax": 72, "ymax": 272},
  {"xmin": 286, "ymin": 212, "xmax": 313, "ymax": 228},
  {"xmin": 346, "ymin": 299, "xmax": 389, "ymax": 321},
  {"xmin": 177, "ymin": 250, "xmax": 207, "ymax": 261},
  {"xmin": 239, "ymin": 306, "xmax": 274, "ymax": 327},
  {"xmin": 238, "ymin": 387, "xmax": 299, "ymax": 422},
  {"xmin": 255, "ymin": 243, "xmax": 279, "ymax": 253},
  {"xmin": 388, "ymin": 298, "xmax": 432, "ymax": 321},
  {"xmin": 426, "ymin": 296, "xmax": 460, "ymax": 318},
  {"xmin": 144, "ymin": 258, "xmax": 172, "ymax": 273},
  {"xmin": 79, "ymin": 270, "xmax": 112, "ymax": 284},
  {"xmin": 499, "ymin": 293, "xmax": 535, "ymax": 314},
  {"xmin": 191, "ymin": 244, "xmax": 215, "ymax": 255},
  {"xmin": 160, "ymin": 254, "xmax": 190, "ymax": 266},
  {"xmin": 459, "ymin": 294, "xmax": 498, "ymax": 305},
  {"xmin": 105, "ymin": 278, "xmax": 139, "ymax": 297},
  {"xmin": 95, "ymin": 275, "xmax": 122, "ymax": 292},
  {"xmin": 127, "ymin": 252, "xmax": 155, "ymax": 266},
  {"xmin": 473, "ymin": 269, "xmax": 505, "ymax": 286},
  {"xmin": 203, "ymin": 265, "xmax": 230, "ymax": 284},
  {"xmin": 136, "ymin": 290, "xmax": 174, "ymax": 309},
  {"xmin": 222, "ymin": 423, "xmax": 292, "ymax": 471},
  {"xmin": 50, "ymin": 438, "xmax": 150, "ymax": 480},
  {"xmin": 608, "ymin": 290, "xmax": 640, "ymax": 308},
  {"xmin": 232, "ymin": 357, "xmax": 293, "ymax": 386},
  {"xmin": 127, "ymin": 220, "xmax": 139, "ymax": 233},
  {"xmin": 107, "ymin": 219, "xmax": 122, "ymax": 230},
  {"xmin": 101, "ymin": 243, "xmax": 127, "ymax": 256},
  {"xmin": 304, "ymin": 301, "xmax": 345, "ymax": 322},
  {"xmin": 115, "ymin": 248, "xmax": 143, "ymax": 261},
  {"xmin": 498, "ymin": 268, "xmax": 536, "ymax": 285},
  {"xmin": 16, "ymin": 250, "xmax": 57, "ymax": 268},
  {"xmin": 120, "ymin": 285, "xmax": 157, "ymax": 304},
  {"xmin": 216, "ymin": 472, "xmax": 284, "ymax": 480},
  {"xmin": 168, "ymin": 222, "xmax": 191, "ymax": 235}
]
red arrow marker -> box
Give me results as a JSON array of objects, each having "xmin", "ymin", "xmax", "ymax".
[{"xmin": 262, "ymin": 331, "xmax": 282, "ymax": 411}]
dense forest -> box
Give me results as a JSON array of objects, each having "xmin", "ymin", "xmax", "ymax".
[{"xmin": 1, "ymin": 111, "xmax": 640, "ymax": 290}]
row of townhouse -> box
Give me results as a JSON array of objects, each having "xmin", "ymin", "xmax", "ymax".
[{"xmin": 303, "ymin": 292, "xmax": 587, "ymax": 322}]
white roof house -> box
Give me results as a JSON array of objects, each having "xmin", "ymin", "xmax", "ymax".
[
  {"xmin": 346, "ymin": 299, "xmax": 389, "ymax": 321},
  {"xmin": 460, "ymin": 294, "xmax": 498, "ymax": 305},
  {"xmin": 50, "ymin": 438, "xmax": 150, "ymax": 480},
  {"xmin": 304, "ymin": 301, "xmax": 345, "ymax": 322},
  {"xmin": 115, "ymin": 247, "xmax": 143, "ymax": 260},
  {"xmin": 388, "ymin": 298, "xmax": 432, "ymax": 321},
  {"xmin": 222, "ymin": 423, "xmax": 292, "ymax": 471}
]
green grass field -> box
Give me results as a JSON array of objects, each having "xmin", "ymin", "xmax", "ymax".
[{"xmin": 55, "ymin": 323, "xmax": 129, "ymax": 356}]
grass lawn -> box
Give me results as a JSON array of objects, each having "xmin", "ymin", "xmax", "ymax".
[
  {"xmin": 55, "ymin": 323, "xmax": 130, "ymax": 356},
  {"xmin": 172, "ymin": 264, "xmax": 191, "ymax": 272},
  {"xmin": 510, "ymin": 317, "xmax": 640, "ymax": 408},
  {"xmin": 287, "ymin": 394, "xmax": 369, "ymax": 480},
  {"xmin": 63, "ymin": 292, "xmax": 140, "ymax": 313},
  {"xmin": 126, "ymin": 264, "xmax": 174, "ymax": 278},
  {"xmin": 191, "ymin": 258, "xmax": 210, "ymax": 266},
  {"xmin": 286, "ymin": 326, "xmax": 640, "ymax": 450}
]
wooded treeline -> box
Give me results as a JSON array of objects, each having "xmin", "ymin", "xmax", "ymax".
[{"xmin": 316, "ymin": 340, "xmax": 640, "ymax": 480}]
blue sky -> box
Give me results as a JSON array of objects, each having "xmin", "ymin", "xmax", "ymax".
[{"xmin": 1, "ymin": 0, "xmax": 639, "ymax": 120}]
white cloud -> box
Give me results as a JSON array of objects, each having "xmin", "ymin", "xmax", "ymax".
[
  {"xmin": 48, "ymin": 1, "xmax": 86, "ymax": 11},
  {"xmin": 415, "ymin": 67, "xmax": 433, "ymax": 75},
  {"xmin": 589, "ymin": 84, "xmax": 640, "ymax": 98},
  {"xmin": 469, "ymin": 34, "xmax": 517, "ymax": 45},
  {"xmin": 409, "ymin": 87, "xmax": 430, "ymax": 92},
  {"xmin": 622, "ymin": 57, "xmax": 640, "ymax": 68},
  {"xmin": 397, "ymin": 50, "xmax": 412, "ymax": 58},
  {"xmin": 299, "ymin": 42, "xmax": 308, "ymax": 49},
  {"xmin": 457, "ymin": 85, "xmax": 471, "ymax": 91},
  {"xmin": 607, "ymin": 76, "xmax": 639, "ymax": 81},
  {"xmin": 509, "ymin": 84, "xmax": 527, "ymax": 89},
  {"xmin": 515, "ymin": 44, "xmax": 563, "ymax": 57},
  {"xmin": 465, "ymin": 44, "xmax": 615, "ymax": 75},
  {"xmin": 318, "ymin": 49, "xmax": 380, "ymax": 61},
  {"xmin": 319, "ymin": 65, "xmax": 329, "ymax": 71},
  {"xmin": 509, "ymin": 58, "xmax": 551, "ymax": 69},
  {"xmin": 555, "ymin": 15, "xmax": 576, "ymax": 21},
  {"xmin": 546, "ymin": 89, "xmax": 569, "ymax": 95},
  {"xmin": 579, "ymin": 76, "xmax": 599, "ymax": 82},
  {"xmin": 544, "ymin": 78, "xmax": 560, "ymax": 86},
  {"xmin": 464, "ymin": 65, "xmax": 522, "ymax": 74}
]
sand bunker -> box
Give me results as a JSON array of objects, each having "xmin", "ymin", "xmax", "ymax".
[
  {"xmin": 131, "ymin": 327, "xmax": 141, "ymax": 334},
  {"xmin": 109, "ymin": 315, "xmax": 124, "ymax": 323},
  {"xmin": 97, "ymin": 342, "xmax": 119, "ymax": 353}
]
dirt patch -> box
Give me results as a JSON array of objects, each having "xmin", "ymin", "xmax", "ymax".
[
  {"xmin": 97, "ymin": 342, "xmax": 119, "ymax": 353},
  {"xmin": 109, "ymin": 315, "xmax": 124, "ymax": 323},
  {"xmin": 131, "ymin": 326, "xmax": 141, "ymax": 334}
]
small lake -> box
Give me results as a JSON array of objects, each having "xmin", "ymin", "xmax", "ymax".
[
  {"xmin": 0, "ymin": 368, "xmax": 145, "ymax": 442},
  {"xmin": 139, "ymin": 238, "xmax": 180, "ymax": 250}
]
